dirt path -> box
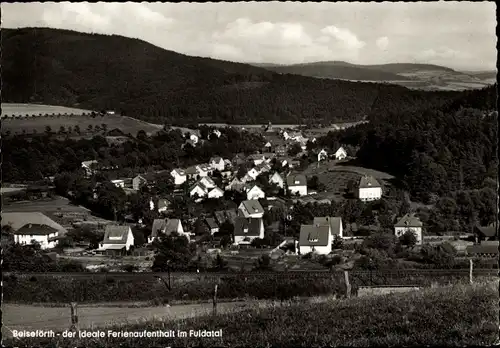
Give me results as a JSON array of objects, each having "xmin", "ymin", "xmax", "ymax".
[{"xmin": 2, "ymin": 301, "xmax": 251, "ymax": 337}]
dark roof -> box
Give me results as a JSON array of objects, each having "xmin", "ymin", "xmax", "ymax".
[
  {"xmin": 313, "ymin": 217, "xmax": 343, "ymax": 236},
  {"xmin": 157, "ymin": 198, "xmax": 171, "ymax": 210},
  {"xmin": 210, "ymin": 156, "xmax": 223, "ymax": 163},
  {"xmin": 234, "ymin": 217, "xmax": 262, "ymax": 236},
  {"xmin": 205, "ymin": 218, "xmax": 219, "ymax": 230},
  {"xmin": 287, "ymin": 174, "xmax": 307, "ymax": 187},
  {"xmin": 102, "ymin": 225, "xmax": 131, "ymax": 244},
  {"xmin": 134, "ymin": 173, "xmax": 156, "ymax": 182},
  {"xmin": 394, "ymin": 213, "xmax": 423, "ymax": 228},
  {"xmin": 359, "ymin": 175, "xmax": 381, "ymax": 188},
  {"xmin": 151, "ymin": 218, "xmax": 182, "ymax": 238},
  {"xmin": 474, "ymin": 224, "xmax": 497, "ymax": 238},
  {"xmin": 240, "ymin": 200, "xmax": 264, "ymax": 215},
  {"xmin": 299, "ymin": 225, "xmax": 330, "ymax": 247},
  {"xmin": 15, "ymin": 223, "xmax": 58, "ymax": 236},
  {"xmin": 214, "ymin": 209, "xmax": 238, "ymax": 225},
  {"xmin": 185, "ymin": 166, "xmax": 199, "ymax": 175}
]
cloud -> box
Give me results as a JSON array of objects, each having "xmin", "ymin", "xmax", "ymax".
[
  {"xmin": 418, "ymin": 47, "xmax": 461, "ymax": 60},
  {"xmin": 320, "ymin": 25, "xmax": 365, "ymax": 49},
  {"xmin": 43, "ymin": 3, "xmax": 111, "ymax": 31},
  {"xmin": 376, "ymin": 36, "xmax": 389, "ymax": 50}
]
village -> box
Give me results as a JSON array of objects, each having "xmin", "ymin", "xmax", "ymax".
[{"xmin": 2, "ymin": 122, "xmax": 497, "ymax": 273}]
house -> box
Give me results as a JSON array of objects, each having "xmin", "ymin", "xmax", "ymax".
[
  {"xmin": 394, "ymin": 213, "xmax": 423, "ymax": 245},
  {"xmin": 287, "ymin": 174, "xmax": 308, "ymax": 196},
  {"xmin": 13, "ymin": 223, "xmax": 60, "ymax": 249},
  {"xmin": 190, "ymin": 181, "xmax": 208, "ymax": 198},
  {"xmin": 97, "ymin": 225, "xmax": 134, "ymax": 255},
  {"xmin": 198, "ymin": 164, "xmax": 212, "ymax": 177},
  {"xmin": 246, "ymin": 167, "xmax": 260, "ymax": 180},
  {"xmin": 256, "ymin": 162, "xmax": 272, "ymax": 174},
  {"xmin": 208, "ymin": 187, "xmax": 225, "ymax": 199},
  {"xmin": 111, "ymin": 179, "xmax": 125, "ymax": 188},
  {"xmin": 226, "ymin": 177, "xmax": 244, "ymax": 191},
  {"xmin": 473, "ymin": 223, "xmax": 498, "ymax": 243},
  {"xmin": 238, "ymin": 200, "xmax": 265, "ymax": 218},
  {"xmin": 269, "ymin": 172, "xmax": 285, "ymax": 188},
  {"xmin": 220, "ymin": 170, "xmax": 233, "ymax": 179},
  {"xmin": 313, "ymin": 216, "xmax": 343, "ymax": 239},
  {"xmin": 274, "ymin": 145, "xmax": 287, "ymax": 156},
  {"xmin": 156, "ymin": 198, "xmax": 171, "ymax": 214},
  {"xmin": 81, "ymin": 160, "xmax": 98, "ymax": 177},
  {"xmin": 232, "ymin": 154, "xmax": 246, "ymax": 166},
  {"xmin": 132, "ymin": 173, "xmax": 155, "ymax": 191},
  {"xmin": 358, "ymin": 176, "xmax": 382, "ymax": 201},
  {"xmin": 209, "ymin": 156, "xmax": 225, "ymax": 172},
  {"xmin": 190, "ymin": 133, "xmax": 199, "ymax": 144},
  {"xmin": 334, "ymin": 147, "xmax": 348, "ymax": 160},
  {"xmin": 149, "ymin": 218, "xmax": 187, "ymax": 243},
  {"xmin": 233, "ymin": 217, "xmax": 265, "ymax": 245},
  {"xmin": 317, "ymin": 149, "xmax": 328, "ymax": 162},
  {"xmin": 298, "ymin": 224, "xmax": 332, "ymax": 255},
  {"xmin": 185, "ymin": 165, "xmax": 200, "ymax": 180},
  {"xmin": 245, "ymin": 184, "xmax": 266, "ymax": 200},
  {"xmin": 248, "ymin": 154, "xmax": 266, "ymax": 166},
  {"xmin": 170, "ymin": 168, "xmax": 187, "ymax": 185},
  {"xmin": 183, "ymin": 139, "xmax": 197, "ymax": 148},
  {"xmin": 212, "ymin": 129, "xmax": 222, "ymax": 138},
  {"xmin": 214, "ymin": 209, "xmax": 238, "ymax": 225},
  {"xmin": 205, "ymin": 218, "xmax": 219, "ymax": 234},
  {"xmin": 263, "ymin": 141, "xmax": 273, "ymax": 152},
  {"xmin": 199, "ymin": 176, "xmax": 216, "ymax": 190},
  {"xmin": 2, "ymin": 212, "xmax": 67, "ymax": 235},
  {"xmin": 241, "ymin": 173, "xmax": 255, "ymax": 183}
]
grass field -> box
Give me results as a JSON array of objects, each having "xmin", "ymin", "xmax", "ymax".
[
  {"xmin": 6, "ymin": 281, "xmax": 498, "ymax": 347},
  {"xmin": 1, "ymin": 103, "xmax": 93, "ymax": 117}
]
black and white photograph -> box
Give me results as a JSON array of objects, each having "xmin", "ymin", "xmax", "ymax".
[{"xmin": 1, "ymin": 1, "xmax": 498, "ymax": 347}]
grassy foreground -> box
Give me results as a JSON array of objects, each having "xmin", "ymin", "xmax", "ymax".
[{"xmin": 6, "ymin": 281, "xmax": 498, "ymax": 347}]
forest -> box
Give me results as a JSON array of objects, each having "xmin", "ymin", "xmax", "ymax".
[
  {"xmin": 314, "ymin": 85, "xmax": 497, "ymax": 212},
  {"xmin": 3, "ymin": 27, "xmax": 463, "ymax": 125}
]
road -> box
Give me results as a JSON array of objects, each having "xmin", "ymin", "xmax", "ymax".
[{"xmin": 2, "ymin": 301, "xmax": 252, "ymax": 338}]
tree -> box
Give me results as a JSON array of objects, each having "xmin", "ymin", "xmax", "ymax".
[
  {"xmin": 45, "ymin": 125, "xmax": 52, "ymax": 135},
  {"xmin": 152, "ymin": 233, "xmax": 194, "ymax": 271},
  {"xmin": 212, "ymin": 254, "xmax": 228, "ymax": 271},
  {"xmin": 74, "ymin": 125, "xmax": 81, "ymax": 135},
  {"xmin": 87, "ymin": 124, "xmax": 93, "ymax": 132},
  {"xmin": 399, "ymin": 229, "xmax": 418, "ymax": 248},
  {"xmin": 288, "ymin": 143, "xmax": 302, "ymax": 157},
  {"xmin": 59, "ymin": 126, "xmax": 66, "ymax": 134},
  {"xmin": 137, "ymin": 130, "xmax": 148, "ymax": 141},
  {"xmin": 254, "ymin": 254, "xmax": 272, "ymax": 271}
]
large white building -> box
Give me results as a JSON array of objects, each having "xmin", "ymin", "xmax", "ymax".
[
  {"xmin": 334, "ymin": 147, "xmax": 348, "ymax": 160},
  {"xmin": 238, "ymin": 200, "xmax": 265, "ymax": 219},
  {"xmin": 358, "ymin": 176, "xmax": 382, "ymax": 202},
  {"xmin": 170, "ymin": 168, "xmax": 187, "ymax": 185},
  {"xmin": 233, "ymin": 217, "xmax": 265, "ymax": 245},
  {"xmin": 246, "ymin": 184, "xmax": 266, "ymax": 201},
  {"xmin": 394, "ymin": 213, "xmax": 423, "ymax": 245},
  {"xmin": 98, "ymin": 225, "xmax": 134, "ymax": 254},
  {"xmin": 269, "ymin": 172, "xmax": 285, "ymax": 188}
]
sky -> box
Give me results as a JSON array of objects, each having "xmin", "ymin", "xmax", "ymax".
[{"xmin": 2, "ymin": 2, "xmax": 497, "ymax": 71}]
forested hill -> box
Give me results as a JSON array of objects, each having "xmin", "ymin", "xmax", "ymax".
[
  {"xmin": 316, "ymin": 84, "xmax": 498, "ymax": 206},
  {"xmin": 3, "ymin": 27, "xmax": 464, "ymax": 125}
]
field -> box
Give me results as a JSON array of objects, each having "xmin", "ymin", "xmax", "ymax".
[
  {"xmin": 2, "ymin": 103, "xmax": 163, "ymax": 136},
  {"xmin": 1, "ymin": 103, "xmax": 92, "ymax": 117},
  {"xmin": 302, "ymin": 159, "xmax": 394, "ymax": 200},
  {"xmin": 5, "ymin": 281, "xmax": 498, "ymax": 347}
]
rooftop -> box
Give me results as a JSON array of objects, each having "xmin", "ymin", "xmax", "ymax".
[
  {"xmin": 287, "ymin": 174, "xmax": 307, "ymax": 187},
  {"xmin": 394, "ymin": 213, "xmax": 423, "ymax": 228},
  {"xmin": 102, "ymin": 225, "xmax": 131, "ymax": 245},
  {"xmin": 359, "ymin": 175, "xmax": 381, "ymax": 188},
  {"xmin": 299, "ymin": 225, "xmax": 330, "ymax": 246}
]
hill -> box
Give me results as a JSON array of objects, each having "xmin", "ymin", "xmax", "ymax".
[
  {"xmin": 257, "ymin": 61, "xmax": 495, "ymax": 91},
  {"xmin": 2, "ymin": 27, "xmax": 465, "ymax": 125}
]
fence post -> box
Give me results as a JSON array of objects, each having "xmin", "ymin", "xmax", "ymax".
[
  {"xmin": 469, "ymin": 259, "xmax": 473, "ymax": 284},
  {"xmin": 213, "ymin": 284, "xmax": 218, "ymax": 316},
  {"xmin": 70, "ymin": 302, "xmax": 79, "ymax": 332},
  {"xmin": 344, "ymin": 271, "xmax": 351, "ymax": 299}
]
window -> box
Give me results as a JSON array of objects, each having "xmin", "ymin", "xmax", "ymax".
[{"xmin": 309, "ymin": 238, "xmax": 318, "ymax": 242}]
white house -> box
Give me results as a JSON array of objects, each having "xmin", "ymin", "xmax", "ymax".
[
  {"xmin": 394, "ymin": 213, "xmax": 423, "ymax": 245},
  {"xmin": 269, "ymin": 172, "xmax": 285, "ymax": 188},
  {"xmin": 313, "ymin": 216, "xmax": 343, "ymax": 239},
  {"xmin": 156, "ymin": 198, "xmax": 171, "ymax": 214},
  {"xmin": 286, "ymin": 174, "xmax": 308, "ymax": 196},
  {"xmin": 111, "ymin": 179, "xmax": 125, "ymax": 188},
  {"xmin": 170, "ymin": 168, "xmax": 187, "ymax": 185},
  {"xmin": 298, "ymin": 224, "xmax": 332, "ymax": 255},
  {"xmin": 226, "ymin": 177, "xmax": 244, "ymax": 191},
  {"xmin": 205, "ymin": 218, "xmax": 219, "ymax": 234},
  {"xmin": 209, "ymin": 156, "xmax": 225, "ymax": 172},
  {"xmin": 248, "ymin": 154, "xmax": 266, "ymax": 166},
  {"xmin": 233, "ymin": 217, "xmax": 265, "ymax": 245},
  {"xmin": 212, "ymin": 129, "xmax": 222, "ymax": 138},
  {"xmin": 238, "ymin": 200, "xmax": 265, "ymax": 218},
  {"xmin": 241, "ymin": 173, "xmax": 256, "ymax": 183},
  {"xmin": 198, "ymin": 164, "xmax": 212, "ymax": 177},
  {"xmin": 246, "ymin": 184, "xmax": 266, "ymax": 200},
  {"xmin": 256, "ymin": 162, "xmax": 272, "ymax": 174},
  {"xmin": 199, "ymin": 176, "xmax": 216, "ymax": 190},
  {"xmin": 190, "ymin": 181, "xmax": 208, "ymax": 198},
  {"xmin": 98, "ymin": 225, "xmax": 134, "ymax": 253},
  {"xmin": 246, "ymin": 167, "xmax": 260, "ymax": 180},
  {"xmin": 149, "ymin": 218, "xmax": 187, "ymax": 243},
  {"xmin": 335, "ymin": 147, "xmax": 348, "ymax": 160},
  {"xmin": 317, "ymin": 149, "xmax": 328, "ymax": 162},
  {"xmin": 358, "ymin": 176, "xmax": 382, "ymax": 202},
  {"xmin": 190, "ymin": 134, "xmax": 199, "ymax": 144},
  {"xmin": 208, "ymin": 187, "xmax": 225, "ymax": 199},
  {"xmin": 81, "ymin": 160, "xmax": 98, "ymax": 177},
  {"xmin": 13, "ymin": 223, "xmax": 60, "ymax": 249}
]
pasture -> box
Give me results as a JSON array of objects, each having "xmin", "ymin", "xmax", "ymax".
[
  {"xmin": 5, "ymin": 281, "xmax": 498, "ymax": 347},
  {"xmin": 1, "ymin": 103, "xmax": 92, "ymax": 117},
  {"xmin": 2, "ymin": 110, "xmax": 163, "ymax": 136}
]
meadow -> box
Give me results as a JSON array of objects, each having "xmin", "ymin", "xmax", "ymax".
[
  {"xmin": 5, "ymin": 281, "xmax": 498, "ymax": 347},
  {"xmin": 1, "ymin": 103, "xmax": 92, "ymax": 117}
]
